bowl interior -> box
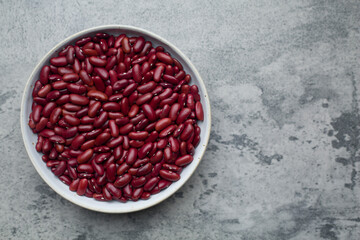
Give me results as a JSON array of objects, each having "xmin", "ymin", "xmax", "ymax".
[{"xmin": 21, "ymin": 25, "xmax": 211, "ymax": 213}]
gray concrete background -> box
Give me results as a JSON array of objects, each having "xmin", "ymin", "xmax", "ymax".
[{"xmin": 0, "ymin": 0, "xmax": 359, "ymax": 239}]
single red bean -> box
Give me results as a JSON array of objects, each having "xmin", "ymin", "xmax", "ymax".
[
  {"xmin": 180, "ymin": 123, "xmax": 194, "ymax": 141},
  {"xmin": 158, "ymin": 179, "xmax": 172, "ymax": 190},
  {"xmin": 35, "ymin": 117, "xmax": 48, "ymax": 132},
  {"xmin": 121, "ymin": 97, "xmax": 129, "ymax": 115},
  {"xmin": 155, "ymin": 118, "xmax": 171, "ymax": 132},
  {"xmin": 135, "ymin": 93, "xmax": 152, "ymax": 106},
  {"xmin": 71, "ymin": 135, "xmax": 85, "ymax": 150},
  {"xmin": 143, "ymin": 177, "xmax": 159, "ymax": 192},
  {"xmin": 169, "ymin": 136, "xmax": 180, "ymax": 152},
  {"xmin": 137, "ymin": 163, "xmax": 152, "ymax": 176},
  {"xmin": 103, "ymin": 102, "xmax": 121, "ymax": 112},
  {"xmin": 69, "ymin": 94, "xmax": 89, "ymax": 106},
  {"xmin": 126, "ymin": 148, "xmax": 137, "ymax": 165},
  {"xmin": 123, "ymin": 184, "xmax": 132, "ymax": 197},
  {"xmin": 175, "ymin": 154, "xmax": 193, "ymax": 166},
  {"xmin": 59, "ymin": 175, "xmax": 72, "ymax": 186},
  {"xmin": 138, "ymin": 142, "xmax": 153, "ymax": 159},
  {"xmin": 40, "ymin": 66, "xmax": 50, "ymax": 85},
  {"xmin": 77, "ymin": 149, "xmax": 93, "ymax": 164},
  {"xmin": 131, "ymin": 176, "xmax": 146, "ymax": 188},
  {"xmin": 76, "ymin": 178, "xmax": 88, "ymax": 196},
  {"xmin": 122, "ymin": 136, "xmax": 130, "ymax": 149},
  {"xmin": 50, "ymin": 56, "xmax": 67, "ymax": 66},
  {"xmin": 176, "ymin": 108, "xmax": 192, "ymax": 124},
  {"xmin": 119, "ymin": 123, "xmax": 133, "ymax": 135},
  {"xmin": 142, "ymin": 104, "xmax": 156, "ymax": 122},
  {"xmin": 128, "ymin": 104, "xmax": 139, "ymax": 118},
  {"xmin": 186, "ymin": 142, "xmax": 195, "ymax": 155},
  {"xmin": 53, "ymin": 161, "xmax": 67, "ymax": 176},
  {"xmin": 106, "ymin": 163, "xmax": 116, "ymax": 182},
  {"xmin": 93, "ymin": 111, "xmax": 108, "ymax": 128},
  {"xmin": 133, "ymin": 36, "xmax": 145, "ymax": 53},
  {"xmin": 106, "ymin": 183, "xmax": 122, "ymax": 199},
  {"xmin": 69, "ymin": 179, "xmax": 80, "ymax": 191},
  {"xmin": 128, "ymin": 131, "xmax": 148, "ymax": 141},
  {"xmin": 123, "ymin": 83, "xmax": 138, "ymax": 97},
  {"xmin": 159, "ymin": 125, "xmax": 177, "ymax": 138},
  {"xmin": 195, "ymin": 101, "xmax": 204, "ymax": 121},
  {"xmin": 159, "ymin": 170, "xmax": 180, "ymax": 181},
  {"xmin": 114, "ymin": 173, "xmax": 132, "ymax": 188},
  {"xmin": 107, "ymin": 120, "xmax": 119, "ymax": 137},
  {"xmin": 89, "ymin": 56, "xmax": 107, "ymax": 67},
  {"xmin": 78, "ymin": 163, "xmax": 94, "ymax": 173},
  {"xmin": 63, "ymin": 115, "xmax": 80, "ymax": 126},
  {"xmin": 173, "ymin": 123, "xmax": 185, "ymax": 138},
  {"xmin": 153, "ymin": 65, "xmax": 164, "ymax": 82},
  {"xmin": 95, "ymin": 132, "xmax": 111, "ymax": 146},
  {"xmin": 49, "ymin": 135, "xmax": 66, "ymax": 144},
  {"xmin": 37, "ymin": 84, "xmax": 51, "ymax": 98},
  {"xmin": 121, "ymin": 37, "xmax": 131, "ymax": 54},
  {"xmin": 163, "ymin": 74, "xmax": 179, "ymax": 85},
  {"xmin": 132, "ymin": 64, "xmax": 142, "ymax": 83},
  {"xmin": 132, "ymin": 188, "xmax": 143, "ymax": 201}
]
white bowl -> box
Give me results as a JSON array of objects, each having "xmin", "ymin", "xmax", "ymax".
[{"xmin": 20, "ymin": 25, "xmax": 211, "ymax": 213}]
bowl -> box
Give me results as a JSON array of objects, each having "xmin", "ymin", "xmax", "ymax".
[{"xmin": 20, "ymin": 25, "xmax": 211, "ymax": 213}]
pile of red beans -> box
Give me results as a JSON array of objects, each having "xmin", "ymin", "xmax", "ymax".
[{"xmin": 28, "ymin": 33, "xmax": 204, "ymax": 202}]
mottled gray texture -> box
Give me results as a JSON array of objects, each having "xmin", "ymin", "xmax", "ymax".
[{"xmin": 0, "ymin": 0, "xmax": 359, "ymax": 239}]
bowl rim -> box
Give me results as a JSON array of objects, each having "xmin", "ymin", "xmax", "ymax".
[{"xmin": 20, "ymin": 25, "xmax": 211, "ymax": 213}]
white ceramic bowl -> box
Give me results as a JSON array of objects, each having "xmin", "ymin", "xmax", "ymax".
[{"xmin": 20, "ymin": 25, "xmax": 211, "ymax": 213}]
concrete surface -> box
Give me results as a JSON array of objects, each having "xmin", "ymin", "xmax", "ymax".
[{"xmin": 0, "ymin": 0, "xmax": 360, "ymax": 239}]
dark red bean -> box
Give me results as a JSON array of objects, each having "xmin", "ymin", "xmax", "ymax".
[
  {"xmin": 114, "ymin": 173, "xmax": 132, "ymax": 188},
  {"xmin": 159, "ymin": 170, "xmax": 180, "ymax": 181},
  {"xmin": 69, "ymin": 179, "xmax": 80, "ymax": 191},
  {"xmin": 50, "ymin": 56, "xmax": 67, "ymax": 67},
  {"xmin": 158, "ymin": 179, "xmax": 172, "ymax": 190},
  {"xmin": 195, "ymin": 101, "xmax": 204, "ymax": 121},
  {"xmin": 71, "ymin": 135, "xmax": 85, "ymax": 150},
  {"xmin": 123, "ymin": 184, "xmax": 132, "ymax": 197},
  {"xmin": 78, "ymin": 163, "xmax": 94, "ymax": 173},
  {"xmin": 175, "ymin": 154, "xmax": 193, "ymax": 166},
  {"xmin": 40, "ymin": 66, "xmax": 50, "ymax": 85},
  {"xmin": 77, "ymin": 149, "xmax": 93, "ymax": 164},
  {"xmin": 104, "ymin": 164, "xmax": 115, "ymax": 183},
  {"xmin": 159, "ymin": 125, "xmax": 177, "ymax": 138},
  {"xmin": 133, "ymin": 36, "xmax": 145, "ymax": 53},
  {"xmin": 131, "ymin": 176, "xmax": 146, "ymax": 188},
  {"xmin": 132, "ymin": 188, "xmax": 143, "ymax": 201},
  {"xmin": 121, "ymin": 37, "xmax": 131, "ymax": 54},
  {"xmin": 95, "ymin": 132, "xmax": 111, "ymax": 146},
  {"xmin": 121, "ymin": 97, "xmax": 129, "ymax": 115},
  {"xmin": 76, "ymin": 178, "xmax": 88, "ymax": 196},
  {"xmin": 106, "ymin": 183, "xmax": 122, "ymax": 199},
  {"xmin": 153, "ymin": 65, "xmax": 164, "ymax": 82},
  {"xmin": 93, "ymin": 111, "xmax": 108, "ymax": 128},
  {"xmin": 126, "ymin": 148, "xmax": 137, "ymax": 165},
  {"xmin": 119, "ymin": 123, "xmax": 133, "ymax": 135},
  {"xmin": 138, "ymin": 142, "xmax": 153, "ymax": 159},
  {"xmin": 142, "ymin": 104, "xmax": 156, "ymax": 122},
  {"xmin": 176, "ymin": 108, "xmax": 192, "ymax": 124}
]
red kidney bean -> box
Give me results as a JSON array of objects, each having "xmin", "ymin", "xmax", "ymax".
[
  {"xmin": 106, "ymin": 163, "xmax": 116, "ymax": 182},
  {"xmin": 153, "ymin": 65, "xmax": 164, "ymax": 83},
  {"xmin": 63, "ymin": 115, "xmax": 80, "ymax": 126},
  {"xmin": 103, "ymin": 102, "xmax": 121, "ymax": 112},
  {"xmin": 156, "ymin": 52, "xmax": 173, "ymax": 65},
  {"xmin": 135, "ymin": 93, "xmax": 153, "ymax": 106},
  {"xmin": 158, "ymin": 179, "xmax": 172, "ymax": 190},
  {"xmin": 59, "ymin": 175, "xmax": 72, "ymax": 186},
  {"xmin": 121, "ymin": 37, "xmax": 131, "ymax": 54},
  {"xmin": 71, "ymin": 135, "xmax": 85, "ymax": 150},
  {"xmin": 159, "ymin": 125, "xmax": 177, "ymax": 138},
  {"xmin": 123, "ymin": 184, "xmax": 132, "ymax": 198},
  {"xmin": 159, "ymin": 170, "xmax": 180, "ymax": 181},
  {"xmin": 69, "ymin": 179, "xmax": 80, "ymax": 191},
  {"xmin": 175, "ymin": 154, "xmax": 193, "ymax": 166},
  {"xmin": 133, "ymin": 36, "xmax": 145, "ymax": 53},
  {"xmin": 50, "ymin": 56, "xmax": 67, "ymax": 67},
  {"xmin": 87, "ymin": 90, "xmax": 108, "ymax": 101},
  {"xmin": 126, "ymin": 148, "xmax": 137, "ymax": 165},
  {"xmin": 180, "ymin": 123, "xmax": 194, "ymax": 141},
  {"xmin": 142, "ymin": 104, "xmax": 156, "ymax": 122},
  {"xmin": 37, "ymin": 84, "xmax": 51, "ymax": 98},
  {"xmin": 120, "ymin": 97, "xmax": 129, "ymax": 115},
  {"xmin": 169, "ymin": 136, "xmax": 180, "ymax": 152},
  {"xmin": 76, "ymin": 178, "xmax": 88, "ymax": 196},
  {"xmin": 143, "ymin": 176, "xmax": 159, "ymax": 192},
  {"xmin": 93, "ymin": 111, "xmax": 108, "ymax": 128},
  {"xmin": 40, "ymin": 66, "xmax": 50, "ymax": 85},
  {"xmin": 106, "ymin": 183, "xmax": 122, "ymax": 199},
  {"xmin": 131, "ymin": 176, "xmax": 146, "ymax": 188},
  {"xmin": 132, "ymin": 187, "xmax": 143, "ymax": 201},
  {"xmin": 138, "ymin": 142, "xmax": 153, "ymax": 159},
  {"xmin": 95, "ymin": 132, "xmax": 111, "ymax": 146},
  {"xmin": 132, "ymin": 64, "xmax": 142, "ymax": 83},
  {"xmin": 78, "ymin": 163, "xmax": 94, "ymax": 173},
  {"xmin": 113, "ymin": 173, "xmax": 131, "ymax": 188},
  {"xmin": 195, "ymin": 101, "xmax": 204, "ymax": 121},
  {"xmin": 77, "ymin": 149, "xmax": 93, "ymax": 164},
  {"xmin": 129, "ymin": 140, "xmax": 144, "ymax": 148},
  {"xmin": 119, "ymin": 123, "xmax": 133, "ymax": 135},
  {"xmin": 176, "ymin": 107, "xmax": 191, "ymax": 124}
]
